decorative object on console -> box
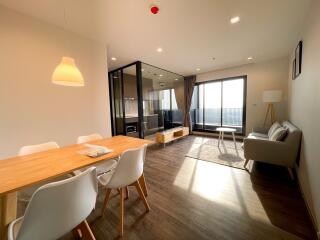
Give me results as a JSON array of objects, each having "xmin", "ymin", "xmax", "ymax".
[{"xmin": 263, "ymin": 90, "xmax": 282, "ymax": 127}]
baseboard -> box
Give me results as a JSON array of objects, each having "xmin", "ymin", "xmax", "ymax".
[{"xmin": 295, "ymin": 165, "xmax": 319, "ymax": 238}]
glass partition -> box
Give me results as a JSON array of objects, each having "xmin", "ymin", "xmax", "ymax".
[
  {"xmin": 122, "ymin": 64, "xmax": 139, "ymax": 138},
  {"xmin": 141, "ymin": 63, "xmax": 184, "ymax": 138},
  {"xmin": 109, "ymin": 70, "xmax": 125, "ymax": 135},
  {"xmin": 109, "ymin": 61, "xmax": 184, "ymax": 139}
]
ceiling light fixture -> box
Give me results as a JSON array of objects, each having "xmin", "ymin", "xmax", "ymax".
[
  {"xmin": 247, "ymin": 57, "xmax": 253, "ymax": 60},
  {"xmin": 159, "ymin": 74, "xmax": 163, "ymax": 77},
  {"xmin": 141, "ymin": 69, "xmax": 144, "ymax": 72},
  {"xmin": 157, "ymin": 47, "xmax": 163, "ymax": 53},
  {"xmin": 196, "ymin": 68, "xmax": 201, "ymax": 71},
  {"xmin": 230, "ymin": 16, "xmax": 240, "ymax": 24},
  {"xmin": 52, "ymin": 57, "xmax": 84, "ymax": 87},
  {"xmin": 52, "ymin": 4, "xmax": 84, "ymax": 87},
  {"xmin": 175, "ymin": 78, "xmax": 178, "ymax": 81},
  {"xmin": 111, "ymin": 57, "xmax": 117, "ymax": 61}
]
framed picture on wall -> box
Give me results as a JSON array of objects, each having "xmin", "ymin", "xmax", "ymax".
[
  {"xmin": 292, "ymin": 59, "xmax": 296, "ymax": 80},
  {"xmin": 295, "ymin": 41, "xmax": 303, "ymax": 78}
]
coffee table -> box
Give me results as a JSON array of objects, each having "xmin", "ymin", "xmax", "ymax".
[{"xmin": 216, "ymin": 127, "xmax": 237, "ymax": 149}]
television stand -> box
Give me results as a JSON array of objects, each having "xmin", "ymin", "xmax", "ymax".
[{"xmin": 155, "ymin": 127, "xmax": 189, "ymax": 146}]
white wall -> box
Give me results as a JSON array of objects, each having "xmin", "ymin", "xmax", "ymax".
[
  {"xmin": 197, "ymin": 57, "xmax": 289, "ymax": 135},
  {"xmin": 288, "ymin": 0, "xmax": 320, "ymax": 234},
  {"xmin": 0, "ymin": 6, "xmax": 111, "ymax": 158}
]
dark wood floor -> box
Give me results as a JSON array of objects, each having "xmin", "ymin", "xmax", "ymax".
[{"xmin": 47, "ymin": 136, "xmax": 316, "ymax": 239}]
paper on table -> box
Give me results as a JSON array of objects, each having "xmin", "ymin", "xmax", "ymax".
[{"xmin": 78, "ymin": 144, "xmax": 113, "ymax": 157}]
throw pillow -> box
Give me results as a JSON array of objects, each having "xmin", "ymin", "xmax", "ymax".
[
  {"xmin": 269, "ymin": 127, "xmax": 287, "ymax": 141},
  {"xmin": 268, "ymin": 122, "xmax": 281, "ymax": 137}
]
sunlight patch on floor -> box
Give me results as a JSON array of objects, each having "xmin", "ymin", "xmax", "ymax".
[
  {"xmin": 173, "ymin": 157, "xmax": 270, "ymax": 223},
  {"xmin": 173, "ymin": 157, "xmax": 237, "ymax": 209}
]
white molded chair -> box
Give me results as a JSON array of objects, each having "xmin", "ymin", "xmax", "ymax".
[
  {"xmin": 124, "ymin": 144, "xmax": 149, "ymax": 199},
  {"xmin": 18, "ymin": 142, "xmax": 71, "ymax": 202},
  {"xmin": 98, "ymin": 144, "xmax": 150, "ymax": 237},
  {"xmin": 77, "ymin": 133, "xmax": 103, "ymax": 144},
  {"xmin": 8, "ymin": 167, "xmax": 98, "ymax": 240},
  {"xmin": 76, "ymin": 133, "xmax": 118, "ymax": 176}
]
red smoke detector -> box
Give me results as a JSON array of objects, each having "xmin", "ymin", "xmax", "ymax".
[{"xmin": 150, "ymin": 6, "xmax": 159, "ymax": 14}]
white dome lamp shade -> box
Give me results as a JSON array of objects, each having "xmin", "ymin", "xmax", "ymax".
[{"xmin": 52, "ymin": 57, "xmax": 84, "ymax": 87}]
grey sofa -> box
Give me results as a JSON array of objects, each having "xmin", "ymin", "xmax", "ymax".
[{"xmin": 243, "ymin": 121, "xmax": 302, "ymax": 179}]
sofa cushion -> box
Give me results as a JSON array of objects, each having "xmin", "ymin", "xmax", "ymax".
[
  {"xmin": 247, "ymin": 132, "xmax": 269, "ymax": 140},
  {"xmin": 268, "ymin": 122, "xmax": 281, "ymax": 137},
  {"xmin": 269, "ymin": 127, "xmax": 287, "ymax": 141}
]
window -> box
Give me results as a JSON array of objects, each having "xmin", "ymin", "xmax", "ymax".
[
  {"xmin": 159, "ymin": 89, "xmax": 178, "ymax": 110},
  {"xmin": 191, "ymin": 76, "xmax": 246, "ymax": 134},
  {"xmin": 158, "ymin": 88, "xmax": 182, "ymax": 128}
]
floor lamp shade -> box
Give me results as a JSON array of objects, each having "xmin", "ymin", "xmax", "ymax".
[
  {"xmin": 263, "ymin": 90, "xmax": 282, "ymax": 126},
  {"xmin": 52, "ymin": 57, "xmax": 84, "ymax": 87},
  {"xmin": 263, "ymin": 90, "xmax": 282, "ymax": 103}
]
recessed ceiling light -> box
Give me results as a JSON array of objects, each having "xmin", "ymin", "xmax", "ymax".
[
  {"xmin": 175, "ymin": 78, "xmax": 178, "ymax": 81},
  {"xmin": 247, "ymin": 57, "xmax": 253, "ymax": 60},
  {"xmin": 141, "ymin": 69, "xmax": 144, "ymax": 72},
  {"xmin": 196, "ymin": 68, "xmax": 200, "ymax": 71},
  {"xmin": 157, "ymin": 47, "xmax": 163, "ymax": 53},
  {"xmin": 230, "ymin": 16, "xmax": 240, "ymax": 24},
  {"xmin": 159, "ymin": 74, "xmax": 163, "ymax": 77},
  {"xmin": 111, "ymin": 57, "xmax": 117, "ymax": 61}
]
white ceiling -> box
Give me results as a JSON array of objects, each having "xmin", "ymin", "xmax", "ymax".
[{"xmin": 0, "ymin": 0, "xmax": 312, "ymax": 76}]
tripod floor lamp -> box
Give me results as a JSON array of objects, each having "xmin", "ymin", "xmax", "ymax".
[{"xmin": 263, "ymin": 90, "xmax": 282, "ymax": 127}]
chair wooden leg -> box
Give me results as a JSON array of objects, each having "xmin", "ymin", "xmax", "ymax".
[
  {"xmin": 75, "ymin": 220, "xmax": 96, "ymax": 240},
  {"xmin": 119, "ymin": 188, "xmax": 124, "ymax": 237},
  {"xmin": 287, "ymin": 167, "xmax": 294, "ymax": 180},
  {"xmin": 101, "ymin": 188, "xmax": 112, "ymax": 217},
  {"xmin": 244, "ymin": 159, "xmax": 250, "ymax": 168},
  {"xmin": 72, "ymin": 228, "xmax": 81, "ymax": 239},
  {"xmin": 125, "ymin": 186, "xmax": 129, "ymax": 200},
  {"xmin": 139, "ymin": 173, "xmax": 149, "ymax": 197},
  {"xmin": 134, "ymin": 181, "xmax": 150, "ymax": 212}
]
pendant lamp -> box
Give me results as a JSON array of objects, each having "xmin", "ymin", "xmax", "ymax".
[{"xmin": 52, "ymin": 57, "xmax": 84, "ymax": 87}]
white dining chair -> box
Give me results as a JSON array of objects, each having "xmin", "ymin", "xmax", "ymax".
[
  {"xmin": 8, "ymin": 167, "xmax": 98, "ymax": 240},
  {"xmin": 18, "ymin": 142, "xmax": 71, "ymax": 202},
  {"xmin": 76, "ymin": 133, "xmax": 118, "ymax": 176},
  {"xmin": 125, "ymin": 144, "xmax": 149, "ymax": 199},
  {"xmin": 98, "ymin": 144, "xmax": 150, "ymax": 237}
]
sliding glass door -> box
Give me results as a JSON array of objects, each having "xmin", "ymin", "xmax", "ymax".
[
  {"xmin": 191, "ymin": 76, "xmax": 246, "ymax": 134},
  {"xmin": 222, "ymin": 79, "xmax": 244, "ymax": 128},
  {"xmin": 204, "ymin": 81, "xmax": 221, "ymax": 130}
]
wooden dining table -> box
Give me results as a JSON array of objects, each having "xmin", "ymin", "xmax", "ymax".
[{"xmin": 0, "ymin": 135, "xmax": 153, "ymax": 240}]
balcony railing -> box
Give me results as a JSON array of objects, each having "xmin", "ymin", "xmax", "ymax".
[{"xmin": 191, "ymin": 108, "xmax": 243, "ymax": 128}]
